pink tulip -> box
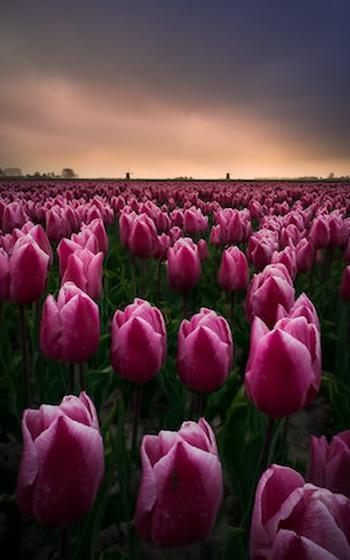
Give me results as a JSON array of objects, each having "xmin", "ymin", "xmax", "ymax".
[
  {"xmin": 16, "ymin": 392, "xmax": 104, "ymax": 528},
  {"xmin": 308, "ymin": 430, "xmax": 350, "ymax": 499},
  {"xmin": 40, "ymin": 282, "xmax": 100, "ymax": 363},
  {"xmin": 153, "ymin": 234, "xmax": 171, "ymax": 260},
  {"xmin": 246, "ymin": 264, "xmax": 295, "ymax": 328},
  {"xmin": 61, "ymin": 248, "xmax": 104, "ymax": 299},
  {"xmin": 329, "ymin": 214, "xmax": 347, "ymax": 247},
  {"xmin": 209, "ymin": 224, "xmax": 222, "ymax": 246},
  {"xmin": 111, "ymin": 298, "xmax": 166, "ymax": 383},
  {"xmin": 310, "ymin": 216, "xmax": 330, "ymax": 248},
  {"xmin": 245, "ymin": 314, "xmax": 320, "ymax": 418},
  {"xmin": 197, "ymin": 239, "xmax": 209, "ymax": 261},
  {"xmin": 135, "ymin": 418, "xmax": 223, "ymax": 547},
  {"xmin": 218, "ymin": 246, "xmax": 249, "ymax": 292},
  {"xmin": 288, "ymin": 293, "xmax": 320, "ymax": 332},
  {"xmin": 19, "ymin": 222, "xmax": 53, "ymax": 265},
  {"xmin": 129, "ymin": 214, "xmax": 158, "ymax": 259},
  {"xmin": 57, "ymin": 238, "xmax": 85, "ymax": 276},
  {"xmin": 9, "ymin": 236, "xmax": 49, "ymax": 305},
  {"xmin": 167, "ymin": 238, "xmax": 201, "ymax": 292},
  {"xmin": 271, "ymin": 247, "xmax": 297, "ymax": 280},
  {"xmin": 119, "ymin": 211, "xmax": 136, "ymax": 248},
  {"xmin": 70, "ymin": 230, "xmax": 100, "ymax": 254},
  {"xmin": 82, "ymin": 218, "xmax": 109, "ymax": 254},
  {"xmin": 248, "ymin": 230, "xmax": 278, "ymax": 270},
  {"xmin": 177, "ymin": 308, "xmax": 233, "ymax": 393},
  {"xmin": 46, "ymin": 208, "xmax": 70, "ymax": 241},
  {"xmin": 183, "ymin": 207, "xmax": 208, "ymax": 235},
  {"xmin": 340, "ymin": 266, "xmax": 350, "ymax": 301},
  {"xmin": 251, "ymin": 464, "xmax": 350, "ymax": 560},
  {"xmin": 2, "ymin": 201, "xmax": 27, "ymax": 232},
  {"xmin": 295, "ymin": 238, "xmax": 314, "ymax": 273}
]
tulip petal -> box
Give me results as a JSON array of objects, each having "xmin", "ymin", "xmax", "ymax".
[{"xmin": 31, "ymin": 415, "xmax": 104, "ymax": 527}]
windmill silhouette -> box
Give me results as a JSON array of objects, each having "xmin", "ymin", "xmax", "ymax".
[{"xmin": 125, "ymin": 169, "xmax": 134, "ymax": 180}]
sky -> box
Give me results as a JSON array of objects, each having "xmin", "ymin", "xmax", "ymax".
[{"xmin": 1, "ymin": 0, "xmax": 350, "ymax": 179}]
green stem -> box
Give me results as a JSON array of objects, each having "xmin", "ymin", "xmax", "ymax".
[
  {"xmin": 131, "ymin": 384, "xmax": 142, "ymax": 455},
  {"xmin": 308, "ymin": 263, "xmax": 314, "ymax": 294},
  {"xmin": 60, "ymin": 528, "xmax": 70, "ymax": 560},
  {"xmin": 68, "ymin": 363, "xmax": 75, "ymax": 394},
  {"xmin": 156, "ymin": 258, "xmax": 162, "ymax": 300},
  {"xmin": 279, "ymin": 416, "xmax": 289, "ymax": 462},
  {"xmin": 140, "ymin": 259, "xmax": 147, "ymax": 297},
  {"xmin": 79, "ymin": 363, "xmax": 85, "ymax": 391},
  {"xmin": 259, "ymin": 417, "xmax": 275, "ymax": 475},
  {"xmin": 230, "ymin": 291, "xmax": 235, "ymax": 328},
  {"xmin": 182, "ymin": 292, "xmax": 189, "ymax": 319}
]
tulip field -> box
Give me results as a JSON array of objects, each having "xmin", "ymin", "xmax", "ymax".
[{"xmin": 1, "ymin": 178, "xmax": 350, "ymax": 559}]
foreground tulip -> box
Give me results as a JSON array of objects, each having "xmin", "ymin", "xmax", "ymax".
[
  {"xmin": 308, "ymin": 430, "xmax": 350, "ymax": 499},
  {"xmin": 246, "ymin": 263, "xmax": 295, "ymax": 328},
  {"xmin": 167, "ymin": 238, "xmax": 201, "ymax": 293},
  {"xmin": 218, "ymin": 246, "xmax": 249, "ymax": 292},
  {"xmin": 250, "ymin": 464, "xmax": 350, "ymax": 560},
  {"xmin": 245, "ymin": 314, "xmax": 320, "ymax": 418},
  {"xmin": 111, "ymin": 298, "xmax": 166, "ymax": 383},
  {"xmin": 16, "ymin": 392, "xmax": 104, "ymax": 528},
  {"xmin": 10, "ymin": 236, "xmax": 49, "ymax": 305},
  {"xmin": 40, "ymin": 282, "xmax": 100, "ymax": 363},
  {"xmin": 135, "ymin": 418, "xmax": 223, "ymax": 547},
  {"xmin": 177, "ymin": 308, "xmax": 233, "ymax": 393}
]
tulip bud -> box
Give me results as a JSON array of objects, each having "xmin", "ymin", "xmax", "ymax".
[
  {"xmin": 183, "ymin": 207, "xmax": 208, "ymax": 235},
  {"xmin": 218, "ymin": 246, "xmax": 249, "ymax": 292},
  {"xmin": 250, "ymin": 464, "xmax": 350, "ymax": 560},
  {"xmin": 16, "ymin": 392, "xmax": 104, "ymax": 528},
  {"xmin": 167, "ymin": 238, "xmax": 201, "ymax": 292},
  {"xmin": 111, "ymin": 298, "xmax": 166, "ymax": 383},
  {"xmin": 310, "ymin": 216, "xmax": 330, "ymax": 248},
  {"xmin": 295, "ymin": 238, "xmax": 314, "ymax": 273},
  {"xmin": 197, "ymin": 239, "xmax": 209, "ymax": 261},
  {"xmin": 129, "ymin": 214, "xmax": 157, "ymax": 259},
  {"xmin": 308, "ymin": 430, "xmax": 350, "ymax": 499},
  {"xmin": 82, "ymin": 218, "xmax": 109, "ymax": 254},
  {"xmin": 2, "ymin": 201, "xmax": 27, "ymax": 232},
  {"xmin": 40, "ymin": 282, "xmax": 100, "ymax": 363},
  {"xmin": 177, "ymin": 308, "xmax": 233, "ymax": 393},
  {"xmin": 10, "ymin": 237, "xmax": 49, "ymax": 305},
  {"xmin": 245, "ymin": 314, "xmax": 321, "ymax": 418},
  {"xmin": 246, "ymin": 264, "xmax": 295, "ymax": 328},
  {"xmin": 271, "ymin": 247, "xmax": 297, "ymax": 280},
  {"xmin": 61, "ymin": 248, "xmax": 104, "ymax": 300},
  {"xmin": 135, "ymin": 418, "xmax": 223, "ymax": 547}
]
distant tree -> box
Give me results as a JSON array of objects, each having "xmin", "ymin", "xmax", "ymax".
[
  {"xmin": 62, "ymin": 168, "xmax": 78, "ymax": 179},
  {"xmin": 328, "ymin": 172, "xmax": 335, "ymax": 179}
]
